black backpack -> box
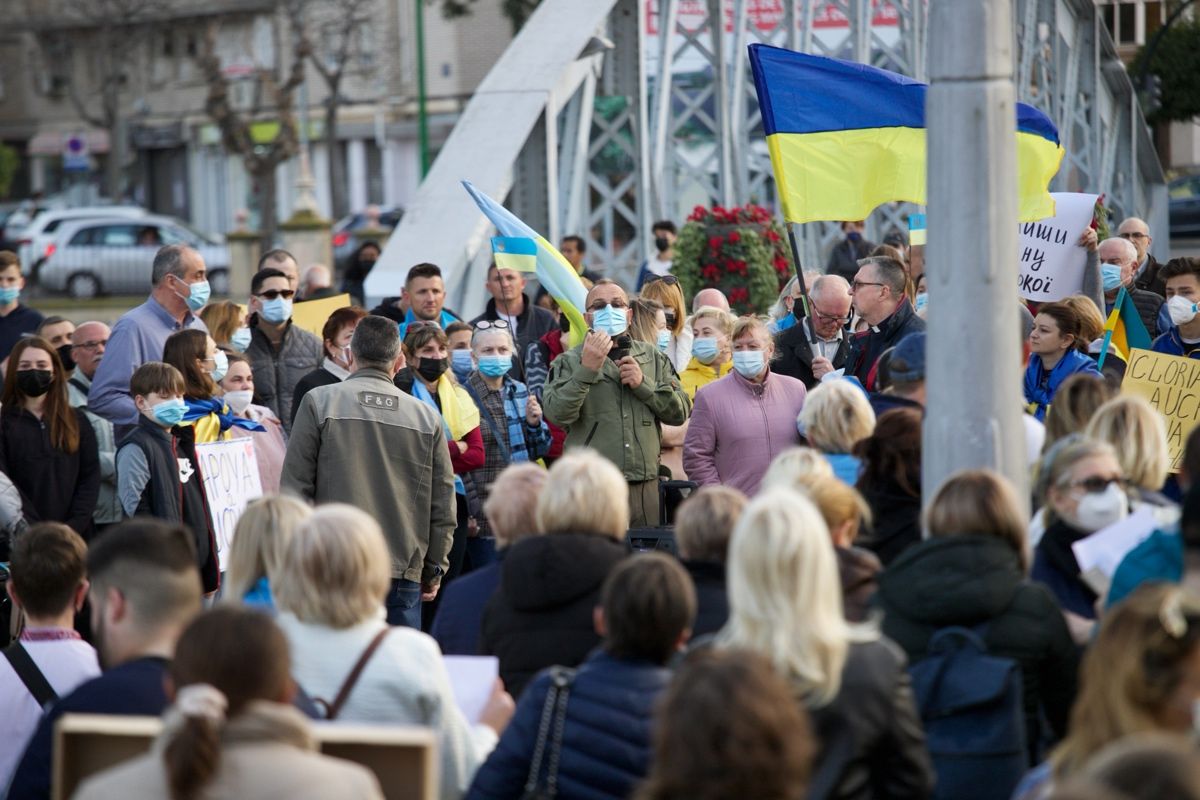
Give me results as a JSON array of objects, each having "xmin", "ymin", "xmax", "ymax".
[{"xmin": 909, "ymin": 625, "xmax": 1028, "ymax": 800}]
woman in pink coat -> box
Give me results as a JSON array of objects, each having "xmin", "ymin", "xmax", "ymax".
[{"xmin": 683, "ymin": 316, "xmax": 807, "ymax": 495}]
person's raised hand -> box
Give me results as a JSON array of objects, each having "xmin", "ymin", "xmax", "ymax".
[
  {"xmin": 479, "ymin": 678, "xmax": 516, "ymax": 734},
  {"xmin": 618, "ymin": 355, "xmax": 644, "ymax": 389},
  {"xmin": 581, "ymin": 330, "xmax": 612, "ymax": 371},
  {"xmin": 525, "ymin": 393, "xmax": 543, "ymax": 425},
  {"xmin": 1078, "ymin": 228, "xmax": 1098, "ymax": 252}
]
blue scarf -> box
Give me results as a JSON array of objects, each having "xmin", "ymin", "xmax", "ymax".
[
  {"xmin": 182, "ymin": 397, "xmax": 266, "ymax": 432},
  {"xmin": 398, "ymin": 308, "xmax": 460, "ymax": 340},
  {"xmin": 1023, "ymin": 349, "xmax": 1100, "ymax": 422},
  {"xmin": 412, "ymin": 379, "xmax": 467, "ymax": 496}
]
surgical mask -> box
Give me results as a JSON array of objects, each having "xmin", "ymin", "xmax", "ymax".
[
  {"xmin": 417, "ymin": 357, "xmax": 449, "ymax": 383},
  {"xmin": 656, "ymin": 329, "xmax": 671, "ymax": 352},
  {"xmin": 209, "ymin": 350, "xmax": 228, "ymax": 383},
  {"xmin": 478, "ymin": 354, "xmax": 512, "ymax": 378},
  {"xmin": 732, "ymin": 350, "xmax": 765, "ymax": 379},
  {"xmin": 230, "ymin": 327, "xmax": 252, "ymax": 352},
  {"xmin": 1169, "ymin": 295, "xmax": 1199, "ymax": 327},
  {"xmin": 260, "ymin": 297, "xmax": 293, "ymax": 324},
  {"xmin": 655, "ymin": 236, "xmax": 671, "ymax": 253},
  {"xmin": 1100, "ymin": 263, "xmax": 1124, "ymax": 292},
  {"xmin": 450, "ymin": 349, "xmax": 474, "ymax": 380},
  {"xmin": 1073, "ymin": 483, "xmax": 1129, "ymax": 533},
  {"xmin": 591, "ymin": 304, "xmax": 629, "ymax": 337},
  {"xmin": 914, "ymin": 292, "xmax": 928, "ymax": 313},
  {"xmin": 15, "ymin": 369, "xmax": 53, "ymax": 398},
  {"xmin": 173, "ymin": 275, "xmax": 210, "ymax": 312},
  {"xmin": 150, "ymin": 398, "xmax": 188, "ymax": 427},
  {"xmin": 0, "ymin": 286, "xmax": 20, "ymax": 305},
  {"xmin": 56, "ymin": 343, "xmax": 76, "ymax": 372},
  {"xmin": 692, "ymin": 337, "xmax": 719, "ymax": 364},
  {"xmin": 224, "ymin": 390, "xmax": 253, "ymax": 414}
]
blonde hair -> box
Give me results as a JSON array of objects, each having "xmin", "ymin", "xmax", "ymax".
[
  {"xmin": 924, "ymin": 469, "xmax": 1029, "ymax": 572},
  {"xmin": 1085, "ymin": 395, "xmax": 1170, "ymax": 492},
  {"xmin": 730, "ymin": 316, "xmax": 773, "ymax": 356},
  {"xmin": 803, "ymin": 477, "xmax": 872, "ymax": 544},
  {"xmin": 689, "ymin": 306, "xmax": 733, "ymax": 337},
  {"xmin": 275, "ymin": 504, "xmax": 391, "ymax": 628},
  {"xmin": 799, "ymin": 381, "xmax": 876, "ymax": 454},
  {"xmin": 1061, "ymin": 295, "xmax": 1105, "ymax": 344},
  {"xmin": 536, "ymin": 450, "xmax": 630, "ymax": 539},
  {"xmin": 1043, "ymin": 373, "xmax": 1113, "ymax": 453},
  {"xmin": 630, "ymin": 297, "xmax": 665, "ymax": 346},
  {"xmin": 674, "ymin": 486, "xmax": 748, "ymax": 562},
  {"xmin": 223, "ymin": 495, "xmax": 312, "ymax": 603},
  {"xmin": 641, "ymin": 279, "xmax": 686, "ymax": 336},
  {"xmin": 484, "ymin": 464, "xmax": 548, "ymax": 548},
  {"xmin": 760, "ymin": 446, "xmax": 835, "ymax": 494},
  {"xmin": 718, "ymin": 487, "xmax": 875, "ymax": 706}
]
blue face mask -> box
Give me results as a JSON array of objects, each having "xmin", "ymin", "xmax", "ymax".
[
  {"xmin": 1101, "ymin": 263, "xmax": 1124, "ymax": 292},
  {"xmin": 732, "ymin": 350, "xmax": 765, "ymax": 379},
  {"xmin": 210, "ymin": 349, "xmax": 228, "ymax": 383},
  {"xmin": 260, "ymin": 297, "xmax": 293, "ymax": 324},
  {"xmin": 451, "ymin": 349, "xmax": 474, "ymax": 379},
  {"xmin": 478, "ymin": 354, "xmax": 512, "ymax": 378},
  {"xmin": 692, "ymin": 337, "xmax": 719, "ymax": 364},
  {"xmin": 173, "ymin": 275, "xmax": 210, "ymax": 312},
  {"xmin": 230, "ymin": 327, "xmax": 252, "ymax": 352},
  {"xmin": 914, "ymin": 292, "xmax": 928, "ymax": 313},
  {"xmin": 590, "ymin": 304, "xmax": 629, "ymax": 336},
  {"xmin": 656, "ymin": 329, "xmax": 671, "ymax": 352},
  {"xmin": 150, "ymin": 398, "xmax": 188, "ymax": 427},
  {"xmin": 0, "ymin": 286, "xmax": 20, "ymax": 305}
]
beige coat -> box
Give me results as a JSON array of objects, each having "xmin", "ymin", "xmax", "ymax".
[{"xmin": 72, "ymin": 701, "xmax": 384, "ymax": 800}]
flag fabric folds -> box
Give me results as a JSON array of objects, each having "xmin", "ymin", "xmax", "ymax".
[
  {"xmin": 1098, "ymin": 287, "xmax": 1152, "ymax": 369},
  {"xmin": 464, "ymin": 181, "xmax": 588, "ymax": 347},
  {"xmin": 491, "ymin": 236, "xmax": 538, "ymax": 273},
  {"xmin": 748, "ymin": 43, "xmax": 1064, "ymax": 224}
]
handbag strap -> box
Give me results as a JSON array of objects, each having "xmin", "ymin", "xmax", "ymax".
[
  {"xmin": 3, "ymin": 641, "xmax": 58, "ymax": 709},
  {"xmin": 522, "ymin": 667, "xmax": 575, "ymax": 798},
  {"xmin": 319, "ymin": 627, "xmax": 390, "ymax": 720}
]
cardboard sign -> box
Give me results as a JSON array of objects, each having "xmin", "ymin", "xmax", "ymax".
[
  {"xmin": 194, "ymin": 438, "xmax": 264, "ymax": 563},
  {"xmin": 293, "ymin": 293, "xmax": 352, "ymax": 340},
  {"xmin": 1017, "ymin": 192, "xmax": 1098, "ymax": 303},
  {"xmin": 1121, "ymin": 348, "xmax": 1200, "ymax": 471}
]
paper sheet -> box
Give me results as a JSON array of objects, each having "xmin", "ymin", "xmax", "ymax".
[
  {"xmin": 1071, "ymin": 506, "xmax": 1159, "ymax": 597},
  {"xmin": 443, "ymin": 656, "xmax": 499, "ymax": 724}
]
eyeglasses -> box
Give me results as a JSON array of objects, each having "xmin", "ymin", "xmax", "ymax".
[
  {"xmin": 256, "ymin": 289, "xmax": 296, "ymax": 301},
  {"xmin": 1119, "ymin": 232, "xmax": 1149, "ymax": 241},
  {"xmin": 1068, "ymin": 475, "xmax": 1128, "ymax": 494},
  {"xmin": 646, "ymin": 275, "xmax": 679, "ymax": 287},
  {"xmin": 73, "ymin": 339, "xmax": 108, "ymax": 350},
  {"xmin": 474, "ymin": 319, "xmax": 510, "ymax": 331},
  {"xmin": 810, "ymin": 306, "xmax": 850, "ymax": 324},
  {"xmin": 851, "ymin": 280, "xmax": 886, "ymax": 292}
]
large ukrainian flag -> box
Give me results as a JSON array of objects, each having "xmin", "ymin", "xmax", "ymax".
[{"xmin": 748, "ymin": 43, "xmax": 1064, "ymax": 224}]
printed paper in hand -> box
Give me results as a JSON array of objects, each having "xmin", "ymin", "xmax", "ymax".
[
  {"xmin": 443, "ymin": 656, "xmax": 499, "ymax": 724},
  {"xmin": 1071, "ymin": 506, "xmax": 1159, "ymax": 597}
]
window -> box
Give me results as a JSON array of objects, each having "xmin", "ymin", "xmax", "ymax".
[
  {"xmin": 98, "ymin": 225, "xmax": 139, "ymax": 246},
  {"xmin": 1118, "ymin": 2, "xmax": 1137, "ymax": 44}
]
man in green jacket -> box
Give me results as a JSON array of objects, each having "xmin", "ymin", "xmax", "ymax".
[{"xmin": 544, "ymin": 279, "xmax": 691, "ymax": 526}]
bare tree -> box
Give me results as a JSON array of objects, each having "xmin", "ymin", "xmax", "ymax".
[
  {"xmin": 29, "ymin": 0, "xmax": 165, "ymax": 199},
  {"xmin": 285, "ymin": 0, "xmax": 377, "ymax": 220},
  {"xmin": 439, "ymin": 0, "xmax": 541, "ymax": 32},
  {"xmin": 196, "ymin": 16, "xmax": 310, "ymax": 250}
]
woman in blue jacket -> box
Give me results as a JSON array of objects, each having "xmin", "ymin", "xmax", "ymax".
[{"xmin": 1024, "ymin": 301, "xmax": 1102, "ymax": 422}]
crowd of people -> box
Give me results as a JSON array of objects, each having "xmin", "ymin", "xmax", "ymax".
[{"xmin": 0, "ymin": 210, "xmax": 1199, "ymax": 800}]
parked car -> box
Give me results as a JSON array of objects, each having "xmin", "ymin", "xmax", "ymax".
[
  {"xmin": 332, "ymin": 205, "xmax": 402, "ymax": 270},
  {"xmin": 13, "ymin": 206, "xmax": 147, "ymax": 277},
  {"xmin": 39, "ymin": 215, "xmax": 229, "ymax": 299},
  {"xmin": 1170, "ymin": 174, "xmax": 1200, "ymax": 239}
]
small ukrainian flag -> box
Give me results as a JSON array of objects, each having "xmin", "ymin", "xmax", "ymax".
[{"xmin": 491, "ymin": 236, "xmax": 538, "ymax": 273}]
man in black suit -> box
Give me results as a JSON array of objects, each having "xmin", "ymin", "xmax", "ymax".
[
  {"xmin": 773, "ymin": 274, "xmax": 853, "ymax": 389},
  {"xmin": 1119, "ymin": 216, "xmax": 1165, "ymax": 298}
]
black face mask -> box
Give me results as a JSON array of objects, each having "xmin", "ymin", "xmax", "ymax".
[
  {"xmin": 655, "ymin": 236, "xmax": 671, "ymax": 253},
  {"xmin": 417, "ymin": 357, "xmax": 449, "ymax": 383},
  {"xmin": 16, "ymin": 369, "xmax": 53, "ymax": 398},
  {"xmin": 56, "ymin": 343, "xmax": 75, "ymax": 372}
]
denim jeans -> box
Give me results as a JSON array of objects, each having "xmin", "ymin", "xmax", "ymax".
[{"xmin": 386, "ymin": 578, "xmax": 422, "ymax": 629}]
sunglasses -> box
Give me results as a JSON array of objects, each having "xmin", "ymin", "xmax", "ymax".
[
  {"xmin": 1069, "ymin": 475, "xmax": 1128, "ymax": 494},
  {"xmin": 646, "ymin": 275, "xmax": 679, "ymax": 287},
  {"xmin": 256, "ymin": 289, "xmax": 296, "ymax": 301},
  {"xmin": 475, "ymin": 319, "xmax": 511, "ymax": 331}
]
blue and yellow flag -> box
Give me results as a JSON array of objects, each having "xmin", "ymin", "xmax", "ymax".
[
  {"xmin": 463, "ymin": 181, "xmax": 588, "ymax": 347},
  {"xmin": 748, "ymin": 43, "xmax": 1064, "ymax": 224},
  {"xmin": 491, "ymin": 236, "xmax": 538, "ymax": 273},
  {"xmin": 1098, "ymin": 287, "xmax": 1152, "ymax": 368}
]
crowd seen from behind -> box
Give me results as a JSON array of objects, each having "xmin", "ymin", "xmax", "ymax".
[{"xmin": 1, "ymin": 213, "xmax": 1200, "ymax": 800}]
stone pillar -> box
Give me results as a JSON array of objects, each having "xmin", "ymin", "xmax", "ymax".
[
  {"xmin": 225, "ymin": 230, "xmax": 261, "ymax": 300},
  {"xmin": 279, "ymin": 208, "xmax": 334, "ymax": 272},
  {"xmin": 924, "ymin": 0, "xmax": 1029, "ymax": 512}
]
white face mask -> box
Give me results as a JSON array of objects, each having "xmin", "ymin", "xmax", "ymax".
[
  {"xmin": 1072, "ymin": 483, "xmax": 1129, "ymax": 533},
  {"xmin": 224, "ymin": 389, "xmax": 253, "ymax": 415},
  {"xmin": 1169, "ymin": 295, "xmax": 1199, "ymax": 327}
]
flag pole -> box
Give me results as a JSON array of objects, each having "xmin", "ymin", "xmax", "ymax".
[{"xmin": 787, "ymin": 223, "xmax": 811, "ymax": 318}]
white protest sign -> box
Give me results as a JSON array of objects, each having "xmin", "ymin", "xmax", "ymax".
[
  {"xmin": 194, "ymin": 438, "xmax": 263, "ymax": 565},
  {"xmin": 1017, "ymin": 192, "xmax": 1099, "ymax": 303}
]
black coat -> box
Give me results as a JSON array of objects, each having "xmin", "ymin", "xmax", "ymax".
[
  {"xmin": 826, "ymin": 238, "xmax": 878, "ymax": 283},
  {"xmin": 846, "ymin": 303, "xmax": 925, "ymax": 390},
  {"xmin": 876, "ymin": 535, "xmax": 1080, "ymax": 760},
  {"xmin": 682, "ymin": 560, "xmax": 728, "ymax": 637},
  {"xmin": 774, "ymin": 316, "xmax": 850, "ymax": 390},
  {"xmin": 290, "ymin": 366, "xmax": 341, "ymax": 426},
  {"xmin": 481, "ymin": 531, "xmax": 627, "ymax": 698},
  {"xmin": 859, "ymin": 485, "xmax": 922, "ymax": 566},
  {"xmin": 470, "ymin": 294, "xmax": 558, "ymax": 382},
  {"xmin": 806, "ymin": 639, "xmax": 935, "ymax": 800},
  {"xmin": 0, "ymin": 406, "xmax": 99, "ymax": 539},
  {"xmin": 1134, "ymin": 254, "xmax": 1166, "ymax": 298}
]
